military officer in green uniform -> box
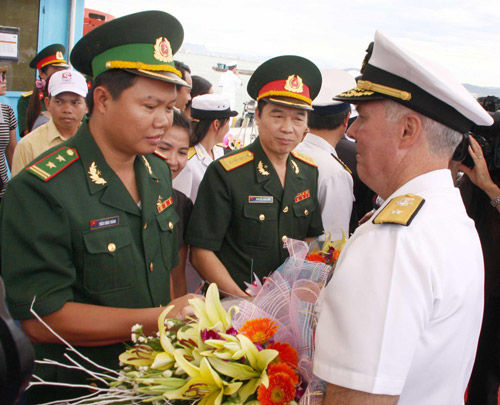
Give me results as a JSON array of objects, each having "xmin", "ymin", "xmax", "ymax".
[
  {"xmin": 1, "ymin": 11, "xmax": 195, "ymax": 402},
  {"xmin": 186, "ymin": 55, "xmax": 324, "ymax": 297},
  {"xmin": 17, "ymin": 44, "xmax": 69, "ymax": 136}
]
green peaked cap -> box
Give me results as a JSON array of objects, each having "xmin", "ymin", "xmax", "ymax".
[{"xmin": 71, "ymin": 10, "xmax": 187, "ymax": 86}]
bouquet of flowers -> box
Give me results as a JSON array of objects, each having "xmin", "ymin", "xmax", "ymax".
[
  {"xmin": 30, "ymin": 237, "xmax": 345, "ymax": 404},
  {"xmin": 223, "ymin": 132, "xmax": 244, "ymax": 150}
]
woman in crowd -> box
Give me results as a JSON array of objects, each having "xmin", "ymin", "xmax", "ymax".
[
  {"xmin": 184, "ymin": 75, "xmax": 213, "ymax": 119},
  {"xmin": 156, "ymin": 109, "xmax": 194, "ymax": 298},
  {"xmin": 0, "ymin": 66, "xmax": 18, "ymax": 202},
  {"xmin": 173, "ymin": 94, "xmax": 236, "ymax": 202}
]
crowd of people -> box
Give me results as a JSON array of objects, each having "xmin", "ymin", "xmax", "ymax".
[{"xmin": 0, "ymin": 9, "xmax": 500, "ymax": 405}]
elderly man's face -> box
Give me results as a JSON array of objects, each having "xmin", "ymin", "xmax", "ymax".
[{"xmin": 347, "ymin": 100, "xmax": 401, "ymax": 195}]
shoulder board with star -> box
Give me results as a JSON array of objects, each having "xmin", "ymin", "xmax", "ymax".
[
  {"xmin": 26, "ymin": 146, "xmax": 79, "ymax": 182},
  {"xmin": 219, "ymin": 150, "xmax": 254, "ymax": 171},
  {"xmin": 291, "ymin": 150, "xmax": 317, "ymax": 167},
  {"xmin": 373, "ymin": 194, "xmax": 425, "ymax": 226},
  {"xmin": 188, "ymin": 147, "xmax": 196, "ymax": 160},
  {"xmin": 21, "ymin": 90, "xmax": 33, "ymax": 98},
  {"xmin": 154, "ymin": 151, "xmax": 168, "ymax": 161}
]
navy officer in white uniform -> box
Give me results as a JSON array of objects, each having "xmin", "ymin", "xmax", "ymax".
[
  {"xmin": 295, "ymin": 69, "xmax": 356, "ymax": 240},
  {"xmin": 313, "ymin": 31, "xmax": 493, "ymax": 404}
]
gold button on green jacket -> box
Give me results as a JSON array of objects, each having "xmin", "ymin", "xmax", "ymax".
[
  {"xmin": 186, "ymin": 137, "xmax": 323, "ymax": 289},
  {"xmin": 0, "ymin": 119, "xmax": 179, "ymax": 399}
]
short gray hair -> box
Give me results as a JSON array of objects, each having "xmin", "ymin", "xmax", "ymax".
[{"xmin": 383, "ymin": 100, "xmax": 463, "ymax": 158}]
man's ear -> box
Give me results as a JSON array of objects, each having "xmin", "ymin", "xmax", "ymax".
[
  {"xmin": 342, "ymin": 111, "xmax": 351, "ymax": 129},
  {"xmin": 92, "ymin": 86, "xmax": 112, "ymax": 114},
  {"xmin": 44, "ymin": 97, "xmax": 50, "ymax": 111},
  {"xmin": 400, "ymin": 113, "xmax": 422, "ymax": 149}
]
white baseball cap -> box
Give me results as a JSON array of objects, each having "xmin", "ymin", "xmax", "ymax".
[{"xmin": 48, "ymin": 70, "xmax": 88, "ymax": 98}]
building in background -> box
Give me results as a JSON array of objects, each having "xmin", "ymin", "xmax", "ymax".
[{"xmin": 0, "ymin": 0, "xmax": 88, "ymax": 137}]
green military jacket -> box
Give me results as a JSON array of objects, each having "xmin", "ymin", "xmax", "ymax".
[
  {"xmin": 186, "ymin": 137, "xmax": 323, "ymax": 289},
  {"xmin": 0, "ymin": 119, "xmax": 179, "ymax": 400}
]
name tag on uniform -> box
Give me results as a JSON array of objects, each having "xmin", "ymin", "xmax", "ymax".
[
  {"xmin": 249, "ymin": 196, "xmax": 274, "ymax": 203},
  {"xmin": 157, "ymin": 196, "xmax": 173, "ymax": 213},
  {"xmin": 90, "ymin": 216, "xmax": 119, "ymax": 230},
  {"xmin": 294, "ymin": 190, "xmax": 311, "ymax": 203}
]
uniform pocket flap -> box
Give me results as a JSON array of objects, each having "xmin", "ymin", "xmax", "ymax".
[
  {"xmin": 83, "ymin": 224, "xmax": 132, "ymax": 255},
  {"xmin": 156, "ymin": 208, "xmax": 180, "ymax": 232},
  {"xmin": 293, "ymin": 199, "xmax": 316, "ymax": 217},
  {"xmin": 244, "ymin": 204, "xmax": 278, "ymax": 221}
]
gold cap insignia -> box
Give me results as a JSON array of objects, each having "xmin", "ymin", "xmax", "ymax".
[
  {"xmin": 154, "ymin": 37, "xmax": 173, "ymax": 63},
  {"xmin": 56, "ymin": 51, "xmax": 64, "ymax": 60},
  {"xmin": 284, "ymin": 75, "xmax": 304, "ymax": 94}
]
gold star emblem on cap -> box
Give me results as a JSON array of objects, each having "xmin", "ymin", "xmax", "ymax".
[
  {"xmin": 284, "ymin": 75, "xmax": 304, "ymax": 93},
  {"xmin": 153, "ymin": 37, "xmax": 173, "ymax": 63}
]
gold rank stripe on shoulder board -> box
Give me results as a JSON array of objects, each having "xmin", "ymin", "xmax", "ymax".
[
  {"xmin": 27, "ymin": 147, "xmax": 79, "ymax": 182},
  {"xmin": 219, "ymin": 150, "xmax": 254, "ymax": 171},
  {"xmin": 188, "ymin": 147, "xmax": 196, "ymax": 160},
  {"xmin": 373, "ymin": 194, "xmax": 425, "ymax": 226},
  {"xmin": 21, "ymin": 90, "xmax": 33, "ymax": 97},
  {"xmin": 291, "ymin": 150, "xmax": 317, "ymax": 167}
]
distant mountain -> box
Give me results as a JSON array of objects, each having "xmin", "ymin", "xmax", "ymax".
[
  {"xmin": 180, "ymin": 43, "xmax": 500, "ymax": 97},
  {"xmin": 463, "ymin": 84, "xmax": 500, "ymax": 98}
]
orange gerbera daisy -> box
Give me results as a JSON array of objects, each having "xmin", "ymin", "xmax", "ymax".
[
  {"xmin": 240, "ymin": 318, "xmax": 278, "ymax": 344},
  {"xmin": 268, "ymin": 363, "xmax": 299, "ymax": 385},
  {"xmin": 305, "ymin": 253, "xmax": 326, "ymax": 263},
  {"xmin": 257, "ymin": 372, "xmax": 296, "ymax": 405},
  {"xmin": 267, "ymin": 342, "xmax": 298, "ymax": 367}
]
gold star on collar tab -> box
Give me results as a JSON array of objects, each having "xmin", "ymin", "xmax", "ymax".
[
  {"xmin": 257, "ymin": 161, "xmax": 270, "ymax": 176},
  {"xmin": 88, "ymin": 162, "xmax": 107, "ymax": 185}
]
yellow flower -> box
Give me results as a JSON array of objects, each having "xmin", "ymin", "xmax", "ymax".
[
  {"xmin": 189, "ymin": 283, "xmax": 239, "ymax": 332},
  {"xmin": 164, "ymin": 356, "xmax": 242, "ymax": 405}
]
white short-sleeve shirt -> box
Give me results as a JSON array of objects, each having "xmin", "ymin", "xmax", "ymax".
[
  {"xmin": 313, "ymin": 169, "xmax": 484, "ymax": 404},
  {"xmin": 295, "ymin": 133, "xmax": 354, "ymax": 239},
  {"xmin": 173, "ymin": 143, "xmax": 225, "ymax": 202}
]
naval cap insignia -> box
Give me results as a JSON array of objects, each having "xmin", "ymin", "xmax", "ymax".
[
  {"xmin": 284, "ymin": 74, "xmax": 304, "ymax": 93},
  {"xmin": 56, "ymin": 51, "xmax": 64, "ymax": 60},
  {"xmin": 154, "ymin": 37, "xmax": 173, "ymax": 63}
]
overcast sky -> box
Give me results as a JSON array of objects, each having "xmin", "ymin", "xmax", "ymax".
[{"xmin": 85, "ymin": 0, "xmax": 500, "ymax": 87}]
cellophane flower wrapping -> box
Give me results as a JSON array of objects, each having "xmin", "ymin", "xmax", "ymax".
[
  {"xmin": 30, "ymin": 237, "xmax": 341, "ymax": 404},
  {"xmin": 231, "ymin": 238, "xmax": 333, "ymax": 404}
]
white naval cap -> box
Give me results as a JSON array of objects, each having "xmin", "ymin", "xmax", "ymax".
[
  {"xmin": 312, "ymin": 68, "xmax": 356, "ymax": 115},
  {"xmin": 335, "ymin": 31, "xmax": 493, "ymax": 133},
  {"xmin": 191, "ymin": 94, "xmax": 238, "ymax": 120}
]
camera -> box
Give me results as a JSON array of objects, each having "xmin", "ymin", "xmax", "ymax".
[{"xmin": 452, "ymin": 109, "xmax": 500, "ymax": 171}]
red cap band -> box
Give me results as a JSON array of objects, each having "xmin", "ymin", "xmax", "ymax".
[
  {"xmin": 37, "ymin": 53, "xmax": 67, "ymax": 71},
  {"xmin": 257, "ymin": 76, "xmax": 312, "ymax": 105}
]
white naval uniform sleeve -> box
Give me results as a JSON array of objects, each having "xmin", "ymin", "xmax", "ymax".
[
  {"xmin": 317, "ymin": 168, "xmax": 353, "ymax": 240},
  {"xmin": 173, "ymin": 163, "xmax": 194, "ymax": 201},
  {"xmin": 313, "ymin": 224, "xmax": 433, "ymax": 395}
]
